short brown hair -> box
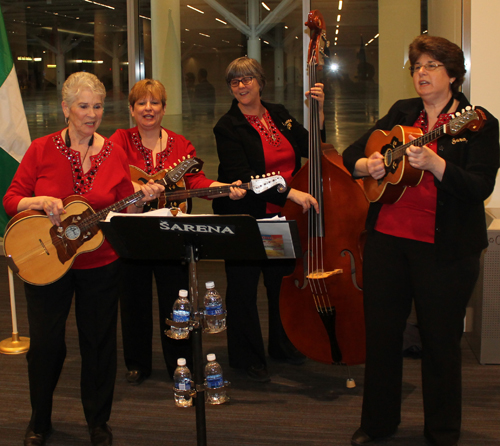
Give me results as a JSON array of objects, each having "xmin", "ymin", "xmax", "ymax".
[
  {"xmin": 409, "ymin": 35, "xmax": 466, "ymax": 96},
  {"xmin": 225, "ymin": 57, "xmax": 266, "ymax": 94},
  {"xmin": 129, "ymin": 79, "xmax": 167, "ymax": 107}
]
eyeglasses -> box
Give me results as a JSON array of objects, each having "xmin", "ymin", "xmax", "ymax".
[
  {"xmin": 409, "ymin": 63, "xmax": 444, "ymax": 74},
  {"xmin": 229, "ymin": 76, "xmax": 254, "ymax": 87}
]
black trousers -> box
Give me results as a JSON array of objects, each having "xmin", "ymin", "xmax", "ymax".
[
  {"xmin": 119, "ymin": 259, "xmax": 191, "ymax": 378},
  {"xmin": 224, "ymin": 258, "xmax": 294, "ymax": 369},
  {"xmin": 24, "ymin": 260, "xmax": 120, "ymax": 433},
  {"xmin": 360, "ymin": 231, "xmax": 480, "ymax": 446}
]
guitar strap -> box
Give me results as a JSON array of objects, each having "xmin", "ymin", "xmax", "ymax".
[{"xmin": 439, "ymin": 95, "xmax": 455, "ymax": 116}]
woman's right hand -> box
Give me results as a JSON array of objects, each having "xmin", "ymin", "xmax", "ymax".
[
  {"xmin": 354, "ymin": 152, "xmax": 385, "ymax": 180},
  {"xmin": 287, "ymin": 188, "xmax": 319, "ymax": 213},
  {"xmin": 18, "ymin": 196, "xmax": 65, "ymax": 226}
]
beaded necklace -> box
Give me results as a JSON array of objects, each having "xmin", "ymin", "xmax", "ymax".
[{"xmin": 244, "ymin": 111, "xmax": 281, "ymax": 147}]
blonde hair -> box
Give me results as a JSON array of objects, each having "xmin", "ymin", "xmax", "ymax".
[
  {"xmin": 62, "ymin": 72, "xmax": 106, "ymax": 108},
  {"xmin": 129, "ymin": 79, "xmax": 167, "ymax": 107}
]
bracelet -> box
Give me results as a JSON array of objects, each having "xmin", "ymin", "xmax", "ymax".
[{"xmin": 134, "ymin": 201, "xmax": 145, "ymax": 208}]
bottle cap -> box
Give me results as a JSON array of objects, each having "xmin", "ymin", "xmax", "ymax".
[
  {"xmin": 205, "ymin": 281, "xmax": 215, "ymax": 289},
  {"xmin": 177, "ymin": 358, "xmax": 187, "ymax": 366},
  {"xmin": 179, "ymin": 289, "xmax": 188, "ymax": 297},
  {"xmin": 207, "ymin": 353, "xmax": 216, "ymax": 362}
]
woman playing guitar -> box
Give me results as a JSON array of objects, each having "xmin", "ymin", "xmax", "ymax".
[{"xmin": 342, "ymin": 35, "xmax": 499, "ymax": 446}]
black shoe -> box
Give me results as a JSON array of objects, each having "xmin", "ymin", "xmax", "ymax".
[
  {"xmin": 125, "ymin": 369, "xmax": 149, "ymax": 385},
  {"xmin": 24, "ymin": 427, "xmax": 53, "ymax": 446},
  {"xmin": 246, "ymin": 364, "xmax": 271, "ymax": 383},
  {"xmin": 90, "ymin": 423, "xmax": 113, "ymax": 446},
  {"xmin": 351, "ymin": 428, "xmax": 375, "ymax": 445}
]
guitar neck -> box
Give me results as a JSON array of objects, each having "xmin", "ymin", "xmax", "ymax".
[
  {"xmin": 394, "ymin": 124, "xmax": 446, "ymax": 159},
  {"xmin": 164, "ymin": 182, "xmax": 251, "ymax": 201},
  {"xmin": 80, "ymin": 190, "xmax": 146, "ymax": 230}
]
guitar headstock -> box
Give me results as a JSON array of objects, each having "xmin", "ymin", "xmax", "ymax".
[
  {"xmin": 448, "ymin": 106, "xmax": 487, "ymax": 135},
  {"xmin": 305, "ymin": 10, "xmax": 329, "ymax": 69},
  {"xmin": 250, "ymin": 174, "xmax": 287, "ymax": 194},
  {"xmin": 163, "ymin": 156, "xmax": 204, "ymax": 185}
]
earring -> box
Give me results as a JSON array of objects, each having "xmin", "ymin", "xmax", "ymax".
[{"xmin": 65, "ymin": 117, "xmax": 69, "ymax": 125}]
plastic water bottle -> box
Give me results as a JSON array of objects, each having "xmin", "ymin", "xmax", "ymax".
[
  {"xmin": 171, "ymin": 289, "xmax": 191, "ymax": 339},
  {"xmin": 173, "ymin": 358, "xmax": 193, "ymax": 408},
  {"xmin": 205, "ymin": 353, "xmax": 228, "ymax": 404},
  {"xmin": 204, "ymin": 281, "xmax": 226, "ymax": 333}
]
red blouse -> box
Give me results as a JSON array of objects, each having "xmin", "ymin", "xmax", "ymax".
[{"xmin": 244, "ymin": 111, "xmax": 295, "ymax": 214}]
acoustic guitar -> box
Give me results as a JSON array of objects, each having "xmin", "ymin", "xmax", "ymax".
[
  {"xmin": 4, "ymin": 160, "xmax": 286, "ymax": 286},
  {"xmin": 363, "ymin": 106, "xmax": 486, "ymax": 204}
]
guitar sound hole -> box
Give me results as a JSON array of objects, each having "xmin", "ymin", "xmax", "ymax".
[
  {"xmin": 65, "ymin": 225, "xmax": 81, "ymax": 240},
  {"xmin": 384, "ymin": 148, "xmax": 393, "ymax": 167}
]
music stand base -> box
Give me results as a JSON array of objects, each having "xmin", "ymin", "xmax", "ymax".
[{"xmin": 0, "ymin": 332, "xmax": 30, "ymax": 355}]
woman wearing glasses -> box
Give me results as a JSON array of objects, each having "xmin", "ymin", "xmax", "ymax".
[
  {"xmin": 343, "ymin": 35, "xmax": 499, "ymax": 446},
  {"xmin": 212, "ymin": 57, "xmax": 323, "ymax": 382}
]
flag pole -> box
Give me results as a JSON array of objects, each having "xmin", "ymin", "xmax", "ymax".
[{"xmin": 0, "ymin": 266, "xmax": 29, "ymax": 354}]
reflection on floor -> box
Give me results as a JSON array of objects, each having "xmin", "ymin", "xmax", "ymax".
[{"xmin": 20, "ymin": 80, "xmax": 379, "ymax": 214}]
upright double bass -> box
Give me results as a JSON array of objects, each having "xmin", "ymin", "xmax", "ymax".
[{"xmin": 279, "ymin": 10, "xmax": 369, "ymax": 367}]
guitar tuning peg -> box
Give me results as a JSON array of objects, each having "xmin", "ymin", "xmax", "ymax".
[
  {"xmin": 272, "ymin": 172, "xmax": 276, "ymax": 175},
  {"xmin": 256, "ymin": 175, "xmax": 260, "ymax": 179},
  {"xmin": 465, "ymin": 106, "xmax": 471, "ymax": 111},
  {"xmin": 455, "ymin": 111, "xmax": 461, "ymax": 116},
  {"xmin": 251, "ymin": 176, "xmax": 254, "ymax": 179},
  {"xmin": 182, "ymin": 156, "xmax": 186, "ymax": 160}
]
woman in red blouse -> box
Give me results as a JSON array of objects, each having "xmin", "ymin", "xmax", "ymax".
[
  {"xmin": 212, "ymin": 57, "xmax": 324, "ymax": 382},
  {"xmin": 3, "ymin": 72, "xmax": 163, "ymax": 446},
  {"xmin": 110, "ymin": 79, "xmax": 245, "ymax": 385},
  {"xmin": 343, "ymin": 35, "xmax": 500, "ymax": 446}
]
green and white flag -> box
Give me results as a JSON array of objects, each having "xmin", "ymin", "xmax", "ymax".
[{"xmin": 0, "ymin": 6, "xmax": 31, "ymax": 237}]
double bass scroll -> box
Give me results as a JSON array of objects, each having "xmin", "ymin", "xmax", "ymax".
[{"xmin": 279, "ymin": 10, "xmax": 369, "ymax": 366}]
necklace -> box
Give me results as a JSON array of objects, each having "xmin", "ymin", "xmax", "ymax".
[{"xmin": 65, "ymin": 130, "xmax": 94, "ymax": 164}]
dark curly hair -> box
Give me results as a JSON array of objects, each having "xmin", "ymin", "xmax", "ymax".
[{"xmin": 409, "ymin": 35, "xmax": 466, "ymax": 96}]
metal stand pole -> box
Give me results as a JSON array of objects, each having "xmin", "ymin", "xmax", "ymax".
[
  {"xmin": 0, "ymin": 267, "xmax": 29, "ymax": 355},
  {"xmin": 187, "ymin": 244, "xmax": 207, "ymax": 446}
]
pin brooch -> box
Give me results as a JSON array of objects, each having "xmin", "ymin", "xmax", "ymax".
[{"xmin": 283, "ymin": 119, "xmax": 292, "ymax": 130}]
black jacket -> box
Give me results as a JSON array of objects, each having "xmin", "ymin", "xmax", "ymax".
[
  {"xmin": 213, "ymin": 99, "xmax": 320, "ymax": 219},
  {"xmin": 342, "ymin": 93, "xmax": 500, "ymax": 259}
]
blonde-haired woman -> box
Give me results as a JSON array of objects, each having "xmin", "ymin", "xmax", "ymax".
[{"xmin": 4, "ymin": 72, "xmax": 163, "ymax": 446}]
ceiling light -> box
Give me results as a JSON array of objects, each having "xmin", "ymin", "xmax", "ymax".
[
  {"xmin": 187, "ymin": 5, "xmax": 204, "ymax": 14},
  {"xmin": 262, "ymin": 3, "xmax": 270, "ymax": 11},
  {"xmin": 216, "ymin": 18, "xmax": 227, "ymax": 25},
  {"xmin": 337, "ymin": 14, "xmax": 341, "ymax": 22},
  {"xmin": 199, "ymin": 33, "xmax": 210, "ymax": 38},
  {"xmin": 338, "ymin": 1, "xmax": 343, "ymax": 10},
  {"xmin": 84, "ymin": 0, "xmax": 115, "ymax": 10}
]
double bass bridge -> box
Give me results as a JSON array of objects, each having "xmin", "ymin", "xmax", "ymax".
[{"xmin": 306, "ymin": 269, "xmax": 342, "ymax": 280}]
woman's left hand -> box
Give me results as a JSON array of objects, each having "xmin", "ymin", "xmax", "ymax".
[
  {"xmin": 406, "ymin": 135, "xmax": 446, "ymax": 181},
  {"xmin": 305, "ymin": 83, "xmax": 325, "ymax": 110},
  {"xmin": 228, "ymin": 180, "xmax": 246, "ymax": 200},
  {"xmin": 139, "ymin": 179, "xmax": 165, "ymax": 204}
]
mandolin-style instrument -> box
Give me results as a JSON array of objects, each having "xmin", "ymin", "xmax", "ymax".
[{"xmin": 363, "ymin": 106, "xmax": 486, "ymax": 203}]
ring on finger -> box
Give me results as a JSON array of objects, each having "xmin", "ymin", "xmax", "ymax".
[
  {"xmin": 149, "ymin": 194, "xmax": 154, "ymax": 197},
  {"xmin": 49, "ymin": 212, "xmax": 54, "ymax": 216}
]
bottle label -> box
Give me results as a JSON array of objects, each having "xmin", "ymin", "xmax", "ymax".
[
  {"xmin": 206, "ymin": 373, "xmax": 224, "ymax": 388},
  {"xmin": 173, "ymin": 310, "xmax": 190, "ymax": 322},
  {"xmin": 175, "ymin": 380, "xmax": 191, "ymax": 391},
  {"xmin": 205, "ymin": 305, "xmax": 224, "ymax": 316}
]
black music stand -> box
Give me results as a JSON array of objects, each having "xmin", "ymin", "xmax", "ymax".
[{"xmin": 101, "ymin": 214, "xmax": 280, "ymax": 446}]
